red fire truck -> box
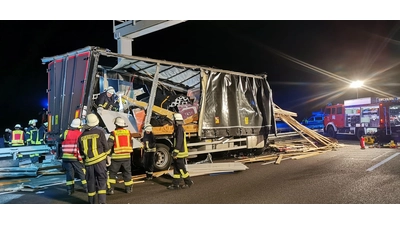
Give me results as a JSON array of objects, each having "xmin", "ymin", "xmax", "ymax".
[{"xmin": 324, "ymin": 97, "xmax": 400, "ymax": 143}]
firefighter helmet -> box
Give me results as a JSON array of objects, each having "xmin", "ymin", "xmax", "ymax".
[
  {"xmin": 15, "ymin": 124, "xmax": 22, "ymax": 129},
  {"xmin": 43, "ymin": 122, "xmax": 48, "ymax": 127},
  {"xmin": 107, "ymin": 86, "xmax": 115, "ymax": 95},
  {"xmin": 114, "ymin": 117, "xmax": 128, "ymax": 127},
  {"xmin": 86, "ymin": 114, "xmax": 99, "ymax": 127},
  {"xmin": 70, "ymin": 119, "xmax": 81, "ymax": 128},
  {"xmin": 144, "ymin": 124, "xmax": 153, "ymax": 132},
  {"xmin": 5, "ymin": 128, "xmax": 11, "ymax": 133}
]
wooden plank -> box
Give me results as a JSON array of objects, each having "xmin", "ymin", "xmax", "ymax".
[{"xmin": 275, "ymin": 154, "xmax": 283, "ymax": 164}]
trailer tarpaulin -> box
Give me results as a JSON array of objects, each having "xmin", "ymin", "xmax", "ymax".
[{"xmin": 201, "ymin": 71, "xmax": 274, "ymax": 138}]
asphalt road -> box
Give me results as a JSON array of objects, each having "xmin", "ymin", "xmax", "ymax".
[{"xmin": 1, "ymin": 135, "xmax": 400, "ymax": 205}]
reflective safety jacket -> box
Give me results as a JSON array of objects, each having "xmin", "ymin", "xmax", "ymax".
[
  {"xmin": 108, "ymin": 128, "xmax": 133, "ymax": 160},
  {"xmin": 172, "ymin": 125, "xmax": 188, "ymax": 158},
  {"xmin": 78, "ymin": 126, "xmax": 110, "ymax": 166},
  {"xmin": 60, "ymin": 129, "xmax": 82, "ymax": 161},
  {"xmin": 26, "ymin": 127, "xmax": 41, "ymax": 145},
  {"xmin": 11, "ymin": 130, "xmax": 25, "ymax": 146}
]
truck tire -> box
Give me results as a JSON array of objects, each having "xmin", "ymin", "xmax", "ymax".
[
  {"xmin": 327, "ymin": 126, "xmax": 336, "ymax": 138},
  {"xmin": 154, "ymin": 143, "xmax": 172, "ymax": 171}
]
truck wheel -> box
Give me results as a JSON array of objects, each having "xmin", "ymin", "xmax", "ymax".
[
  {"xmin": 327, "ymin": 126, "xmax": 336, "ymax": 138},
  {"xmin": 154, "ymin": 144, "xmax": 172, "ymax": 171}
]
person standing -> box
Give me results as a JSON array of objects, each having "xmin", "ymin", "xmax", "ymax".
[
  {"xmin": 39, "ymin": 122, "xmax": 48, "ymax": 145},
  {"xmin": 106, "ymin": 117, "xmax": 134, "ymax": 195},
  {"xmin": 59, "ymin": 119, "xmax": 87, "ymax": 195},
  {"xmin": 3, "ymin": 128, "xmax": 11, "ymax": 148},
  {"xmin": 78, "ymin": 114, "xmax": 110, "ymax": 204},
  {"xmin": 11, "ymin": 124, "xmax": 25, "ymax": 147},
  {"xmin": 25, "ymin": 119, "xmax": 41, "ymax": 163},
  {"xmin": 141, "ymin": 124, "xmax": 156, "ymax": 180},
  {"xmin": 167, "ymin": 113, "xmax": 193, "ymax": 190}
]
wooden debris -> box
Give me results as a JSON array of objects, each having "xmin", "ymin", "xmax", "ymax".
[{"xmin": 275, "ymin": 154, "xmax": 283, "ymax": 164}]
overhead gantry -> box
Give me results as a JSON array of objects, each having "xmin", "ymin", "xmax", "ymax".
[{"xmin": 113, "ymin": 20, "xmax": 186, "ymax": 56}]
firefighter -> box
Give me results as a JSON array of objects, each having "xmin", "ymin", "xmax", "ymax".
[
  {"xmin": 95, "ymin": 86, "xmax": 119, "ymax": 114},
  {"xmin": 38, "ymin": 122, "xmax": 48, "ymax": 145},
  {"xmin": 25, "ymin": 119, "xmax": 41, "ymax": 163},
  {"xmin": 11, "ymin": 124, "xmax": 25, "ymax": 147},
  {"xmin": 106, "ymin": 117, "xmax": 134, "ymax": 195},
  {"xmin": 78, "ymin": 113, "xmax": 110, "ymax": 204},
  {"xmin": 141, "ymin": 124, "xmax": 156, "ymax": 180},
  {"xmin": 167, "ymin": 113, "xmax": 194, "ymax": 190},
  {"xmin": 58, "ymin": 118, "xmax": 87, "ymax": 195},
  {"xmin": 3, "ymin": 128, "xmax": 11, "ymax": 148}
]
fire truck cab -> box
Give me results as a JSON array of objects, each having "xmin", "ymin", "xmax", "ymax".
[{"xmin": 324, "ymin": 97, "xmax": 400, "ymax": 143}]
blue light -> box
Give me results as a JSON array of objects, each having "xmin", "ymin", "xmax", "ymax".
[{"xmin": 41, "ymin": 98, "xmax": 48, "ymax": 108}]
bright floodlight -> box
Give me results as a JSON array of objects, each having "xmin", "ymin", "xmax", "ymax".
[{"xmin": 350, "ymin": 80, "xmax": 364, "ymax": 88}]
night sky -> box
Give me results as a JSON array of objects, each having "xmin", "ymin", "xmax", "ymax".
[{"xmin": 1, "ymin": 20, "xmax": 400, "ymax": 131}]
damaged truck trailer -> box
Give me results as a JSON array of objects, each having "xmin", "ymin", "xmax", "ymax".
[{"xmin": 41, "ymin": 46, "xmax": 277, "ymax": 171}]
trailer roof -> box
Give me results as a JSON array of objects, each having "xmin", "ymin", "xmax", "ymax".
[{"xmin": 42, "ymin": 46, "xmax": 268, "ymax": 90}]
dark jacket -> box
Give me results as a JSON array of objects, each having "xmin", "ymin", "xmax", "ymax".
[
  {"xmin": 78, "ymin": 126, "xmax": 110, "ymax": 166},
  {"xmin": 172, "ymin": 125, "xmax": 188, "ymax": 158},
  {"xmin": 141, "ymin": 132, "xmax": 156, "ymax": 152},
  {"xmin": 95, "ymin": 92, "xmax": 118, "ymax": 110}
]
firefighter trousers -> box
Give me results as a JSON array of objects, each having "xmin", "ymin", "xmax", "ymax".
[
  {"xmin": 172, "ymin": 158, "xmax": 192, "ymax": 186},
  {"xmin": 86, "ymin": 160, "xmax": 108, "ymax": 204},
  {"xmin": 62, "ymin": 160, "xmax": 87, "ymax": 189},
  {"xmin": 108, "ymin": 159, "xmax": 133, "ymax": 189},
  {"xmin": 143, "ymin": 151, "xmax": 155, "ymax": 177}
]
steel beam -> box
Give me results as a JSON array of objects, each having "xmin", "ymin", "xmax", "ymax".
[{"xmin": 113, "ymin": 20, "xmax": 186, "ymax": 56}]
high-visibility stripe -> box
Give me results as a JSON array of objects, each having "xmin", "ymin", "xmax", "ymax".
[
  {"xmin": 108, "ymin": 179, "xmax": 117, "ymax": 184},
  {"xmin": 124, "ymin": 180, "xmax": 133, "ymax": 186},
  {"xmin": 98, "ymin": 190, "xmax": 107, "ymax": 194},
  {"xmin": 111, "ymin": 153, "xmax": 131, "ymax": 159},
  {"xmin": 88, "ymin": 192, "xmax": 96, "ymax": 197},
  {"xmin": 66, "ymin": 181, "xmax": 75, "ymax": 185}
]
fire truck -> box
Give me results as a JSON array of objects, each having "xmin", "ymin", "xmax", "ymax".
[{"xmin": 324, "ymin": 97, "xmax": 400, "ymax": 143}]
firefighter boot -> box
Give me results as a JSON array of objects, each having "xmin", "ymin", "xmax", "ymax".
[
  {"xmin": 181, "ymin": 179, "xmax": 194, "ymax": 189},
  {"xmin": 107, "ymin": 188, "xmax": 114, "ymax": 195},
  {"xmin": 167, "ymin": 178, "xmax": 181, "ymax": 190},
  {"xmin": 88, "ymin": 196, "xmax": 95, "ymax": 204},
  {"xmin": 146, "ymin": 172, "xmax": 153, "ymax": 180},
  {"xmin": 125, "ymin": 185, "xmax": 133, "ymax": 193},
  {"xmin": 67, "ymin": 184, "xmax": 75, "ymax": 195}
]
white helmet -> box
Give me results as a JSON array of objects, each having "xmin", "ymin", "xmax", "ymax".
[
  {"xmin": 43, "ymin": 122, "xmax": 48, "ymax": 127},
  {"xmin": 5, "ymin": 128, "xmax": 11, "ymax": 133},
  {"xmin": 86, "ymin": 114, "xmax": 99, "ymax": 127},
  {"xmin": 15, "ymin": 124, "xmax": 22, "ymax": 129},
  {"xmin": 107, "ymin": 86, "xmax": 115, "ymax": 95},
  {"xmin": 173, "ymin": 113, "xmax": 184, "ymax": 121},
  {"xmin": 144, "ymin": 124, "xmax": 153, "ymax": 132},
  {"xmin": 114, "ymin": 117, "xmax": 128, "ymax": 127},
  {"xmin": 70, "ymin": 118, "xmax": 81, "ymax": 128},
  {"xmin": 28, "ymin": 119, "xmax": 38, "ymax": 126}
]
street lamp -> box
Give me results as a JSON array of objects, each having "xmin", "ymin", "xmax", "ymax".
[{"xmin": 350, "ymin": 80, "xmax": 364, "ymax": 98}]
